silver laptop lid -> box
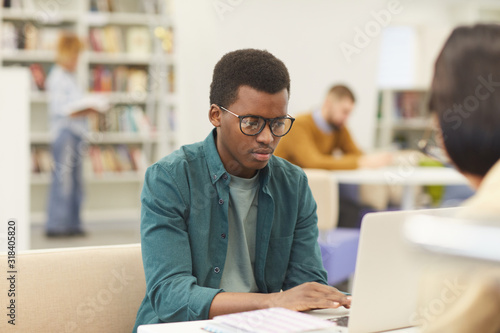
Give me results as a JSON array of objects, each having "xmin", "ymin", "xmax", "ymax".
[{"xmin": 347, "ymin": 207, "xmax": 461, "ymax": 333}]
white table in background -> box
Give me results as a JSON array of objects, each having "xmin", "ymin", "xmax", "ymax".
[
  {"xmin": 138, "ymin": 308, "xmax": 420, "ymax": 333},
  {"xmin": 330, "ymin": 166, "xmax": 469, "ymax": 210}
]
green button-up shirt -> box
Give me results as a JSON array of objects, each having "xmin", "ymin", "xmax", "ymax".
[{"xmin": 133, "ymin": 129, "xmax": 327, "ymax": 331}]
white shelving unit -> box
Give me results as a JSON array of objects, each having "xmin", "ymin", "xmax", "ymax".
[
  {"xmin": 1, "ymin": 9, "xmax": 79, "ymax": 22},
  {"xmin": 1, "ymin": 0, "xmax": 176, "ymax": 226},
  {"xmin": 31, "ymin": 172, "xmax": 144, "ymax": 185},
  {"xmin": 375, "ymin": 88, "xmax": 431, "ymax": 150},
  {"xmin": 1, "ymin": 50, "xmax": 56, "ymax": 62},
  {"xmin": 30, "ymin": 132, "xmax": 160, "ymax": 144}
]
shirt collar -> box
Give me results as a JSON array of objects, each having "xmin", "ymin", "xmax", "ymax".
[
  {"xmin": 313, "ymin": 108, "xmax": 339, "ymax": 134},
  {"xmin": 203, "ymin": 128, "xmax": 271, "ymax": 186}
]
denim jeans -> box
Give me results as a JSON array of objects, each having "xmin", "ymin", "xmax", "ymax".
[{"xmin": 46, "ymin": 128, "xmax": 84, "ymax": 234}]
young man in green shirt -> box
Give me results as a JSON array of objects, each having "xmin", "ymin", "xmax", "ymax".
[{"xmin": 133, "ymin": 49, "xmax": 351, "ymax": 331}]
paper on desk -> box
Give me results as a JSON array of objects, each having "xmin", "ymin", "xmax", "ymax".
[{"xmin": 203, "ymin": 307, "xmax": 336, "ymax": 333}]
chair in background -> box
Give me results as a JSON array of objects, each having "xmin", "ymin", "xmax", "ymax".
[
  {"xmin": 304, "ymin": 168, "xmax": 339, "ymax": 230},
  {"xmin": 304, "ymin": 168, "xmax": 360, "ymax": 287}
]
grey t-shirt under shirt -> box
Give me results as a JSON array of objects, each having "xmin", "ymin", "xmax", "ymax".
[{"xmin": 219, "ymin": 171, "xmax": 260, "ymax": 293}]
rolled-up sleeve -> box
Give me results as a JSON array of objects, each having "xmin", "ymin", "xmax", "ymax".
[
  {"xmin": 46, "ymin": 67, "xmax": 83, "ymax": 117},
  {"xmin": 140, "ymin": 163, "xmax": 222, "ymax": 322},
  {"xmin": 282, "ymin": 173, "xmax": 328, "ymax": 290},
  {"xmin": 284, "ymin": 125, "xmax": 361, "ymax": 170}
]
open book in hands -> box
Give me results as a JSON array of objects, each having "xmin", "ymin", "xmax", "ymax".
[{"xmin": 66, "ymin": 94, "xmax": 111, "ymax": 116}]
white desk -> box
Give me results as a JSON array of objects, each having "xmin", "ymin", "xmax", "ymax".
[
  {"xmin": 330, "ymin": 167, "xmax": 469, "ymax": 210},
  {"xmin": 138, "ymin": 308, "xmax": 420, "ymax": 333}
]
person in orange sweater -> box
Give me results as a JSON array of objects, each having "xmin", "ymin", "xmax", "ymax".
[{"xmin": 275, "ymin": 85, "xmax": 392, "ymax": 170}]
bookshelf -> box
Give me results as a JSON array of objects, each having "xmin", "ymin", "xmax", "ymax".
[
  {"xmin": 375, "ymin": 88, "xmax": 432, "ymax": 150},
  {"xmin": 1, "ymin": 0, "xmax": 176, "ymax": 225}
]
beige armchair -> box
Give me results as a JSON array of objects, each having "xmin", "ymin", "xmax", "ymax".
[
  {"xmin": 0, "ymin": 243, "xmax": 145, "ymax": 333},
  {"xmin": 303, "ymin": 168, "xmax": 339, "ymax": 230}
]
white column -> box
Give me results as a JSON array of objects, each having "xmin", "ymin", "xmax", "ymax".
[{"xmin": 0, "ymin": 68, "xmax": 30, "ymax": 251}]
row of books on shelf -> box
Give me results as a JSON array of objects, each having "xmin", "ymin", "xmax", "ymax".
[
  {"xmin": 2, "ymin": 23, "xmax": 172, "ymax": 56},
  {"xmin": 89, "ymin": 26, "xmax": 152, "ymax": 55},
  {"xmin": 25, "ymin": 63, "xmax": 174, "ymax": 95},
  {"xmin": 393, "ymin": 91, "xmax": 429, "ymax": 119},
  {"xmin": 32, "ymin": 145, "xmax": 148, "ymax": 175},
  {"xmin": 25, "ymin": 66, "xmax": 175, "ymax": 105},
  {"xmin": 88, "ymin": 145, "xmax": 148, "ymax": 174},
  {"xmin": 166, "ymin": 64, "xmax": 175, "ymax": 93},
  {"xmin": 29, "ymin": 63, "xmax": 46, "ymax": 91},
  {"xmin": 2, "ymin": 0, "xmax": 51, "ymax": 9},
  {"xmin": 90, "ymin": 65, "xmax": 147, "ymax": 93},
  {"xmin": 4, "ymin": 0, "xmax": 169, "ymax": 14},
  {"xmin": 90, "ymin": 0, "xmax": 170, "ymax": 14},
  {"xmin": 90, "ymin": 64, "xmax": 175, "ymax": 93},
  {"xmin": 1, "ymin": 21, "xmax": 60, "ymax": 52},
  {"xmin": 377, "ymin": 90, "xmax": 429, "ymax": 119},
  {"xmin": 8, "ymin": 60, "xmax": 174, "ymax": 97},
  {"xmin": 87, "ymin": 105, "xmax": 154, "ymax": 133}
]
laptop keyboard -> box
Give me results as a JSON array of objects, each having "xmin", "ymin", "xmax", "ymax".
[{"xmin": 328, "ymin": 315, "xmax": 349, "ymax": 327}]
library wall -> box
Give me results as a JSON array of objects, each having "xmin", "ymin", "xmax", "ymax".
[
  {"xmin": 175, "ymin": 0, "xmax": 388, "ymax": 150},
  {"xmin": 173, "ymin": 0, "xmax": 475, "ymax": 151}
]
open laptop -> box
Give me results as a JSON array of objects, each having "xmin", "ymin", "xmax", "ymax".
[{"xmin": 308, "ymin": 207, "xmax": 462, "ymax": 333}]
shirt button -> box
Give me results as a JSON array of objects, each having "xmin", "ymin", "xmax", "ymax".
[
  {"xmin": 213, "ymin": 174, "xmax": 217, "ymax": 180},
  {"xmin": 218, "ymin": 199, "xmax": 224, "ymax": 205},
  {"xmin": 221, "ymin": 233, "xmax": 226, "ymax": 239},
  {"xmin": 222, "ymin": 174, "xmax": 228, "ymax": 180},
  {"xmin": 214, "ymin": 267, "xmax": 220, "ymax": 274}
]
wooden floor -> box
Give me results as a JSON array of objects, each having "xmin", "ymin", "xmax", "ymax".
[{"xmin": 30, "ymin": 220, "xmax": 140, "ymax": 250}]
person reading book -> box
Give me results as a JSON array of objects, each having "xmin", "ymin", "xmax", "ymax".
[
  {"xmin": 133, "ymin": 49, "xmax": 351, "ymax": 332},
  {"xmin": 45, "ymin": 32, "xmax": 109, "ymax": 237}
]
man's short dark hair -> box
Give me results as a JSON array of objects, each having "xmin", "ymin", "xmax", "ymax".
[
  {"xmin": 429, "ymin": 24, "xmax": 500, "ymax": 177},
  {"xmin": 209, "ymin": 49, "xmax": 291, "ymax": 107},
  {"xmin": 327, "ymin": 84, "xmax": 356, "ymax": 103}
]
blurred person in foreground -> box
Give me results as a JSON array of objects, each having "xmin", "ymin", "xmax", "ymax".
[
  {"xmin": 419, "ymin": 24, "xmax": 500, "ymax": 333},
  {"xmin": 133, "ymin": 49, "xmax": 351, "ymax": 332}
]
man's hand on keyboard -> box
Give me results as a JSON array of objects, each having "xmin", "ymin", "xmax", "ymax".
[{"xmin": 266, "ymin": 282, "xmax": 352, "ymax": 312}]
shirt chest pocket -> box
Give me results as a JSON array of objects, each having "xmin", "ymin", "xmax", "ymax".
[{"xmin": 264, "ymin": 235, "xmax": 294, "ymax": 291}]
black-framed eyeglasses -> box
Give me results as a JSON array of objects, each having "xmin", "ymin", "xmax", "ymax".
[
  {"xmin": 217, "ymin": 105, "xmax": 295, "ymax": 137},
  {"xmin": 417, "ymin": 127, "xmax": 450, "ymax": 165}
]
